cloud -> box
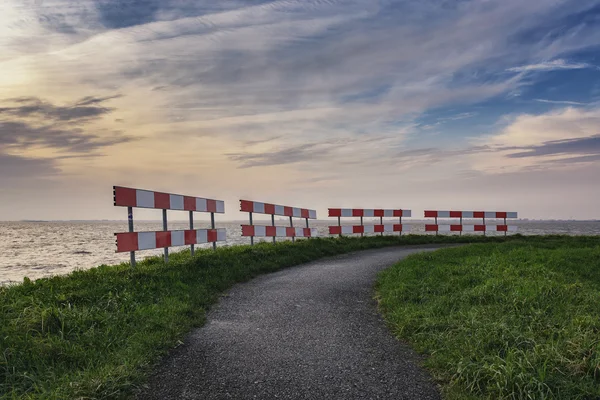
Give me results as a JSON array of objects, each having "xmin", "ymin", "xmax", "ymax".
[
  {"xmin": 242, "ymin": 135, "xmax": 283, "ymax": 146},
  {"xmin": 534, "ymin": 99, "xmax": 587, "ymax": 106},
  {"xmin": 0, "ymin": 95, "xmax": 133, "ymax": 157},
  {"xmin": 227, "ymin": 142, "xmax": 335, "ymax": 168},
  {"xmin": 0, "ymin": 96, "xmax": 120, "ymax": 123},
  {"xmin": 360, "ymin": 108, "xmax": 600, "ymax": 175},
  {"xmin": 0, "ymin": 121, "xmax": 132, "ymax": 153},
  {"xmin": 484, "ymin": 107, "xmax": 600, "ymax": 147},
  {"xmin": 545, "ymin": 154, "xmax": 600, "ymax": 164},
  {"xmin": 469, "ymin": 106, "xmax": 600, "ymax": 172},
  {"xmin": 224, "ymin": 104, "xmax": 600, "ymax": 183},
  {"xmin": 226, "ymin": 133, "xmax": 415, "ymax": 170},
  {"xmin": 441, "ymin": 112, "xmax": 478, "ymax": 121},
  {"xmin": 507, "ymin": 59, "xmax": 593, "ymax": 73},
  {"xmin": 507, "ymin": 135, "xmax": 600, "ymax": 158},
  {"xmin": 75, "ymin": 95, "xmax": 122, "ymax": 106},
  {"xmin": 366, "ymin": 145, "xmax": 496, "ymax": 173}
]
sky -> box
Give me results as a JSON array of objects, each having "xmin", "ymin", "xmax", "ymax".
[{"xmin": 1, "ymin": 0, "xmax": 600, "ymax": 221}]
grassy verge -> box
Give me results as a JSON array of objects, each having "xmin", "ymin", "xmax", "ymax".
[
  {"xmin": 376, "ymin": 236, "xmax": 600, "ymax": 399},
  {"xmin": 0, "ymin": 234, "xmax": 518, "ymax": 399}
]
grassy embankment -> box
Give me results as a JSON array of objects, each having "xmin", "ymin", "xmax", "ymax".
[
  {"xmin": 1, "ymin": 234, "xmax": 515, "ymax": 399},
  {"xmin": 377, "ymin": 236, "xmax": 600, "ymax": 400}
]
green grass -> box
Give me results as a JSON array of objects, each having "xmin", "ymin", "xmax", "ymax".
[
  {"xmin": 376, "ymin": 236, "xmax": 600, "ymax": 400},
  {"xmin": 0, "ymin": 234, "xmax": 518, "ymax": 400}
]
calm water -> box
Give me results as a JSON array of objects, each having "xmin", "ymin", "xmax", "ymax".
[{"xmin": 1, "ymin": 220, "xmax": 598, "ymax": 285}]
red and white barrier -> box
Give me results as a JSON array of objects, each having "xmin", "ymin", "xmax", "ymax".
[
  {"xmin": 240, "ymin": 199, "xmax": 317, "ymax": 245},
  {"xmin": 425, "ymin": 225, "xmax": 517, "ymax": 232},
  {"xmin": 240, "ymin": 200, "xmax": 317, "ymax": 219},
  {"xmin": 114, "ymin": 186, "xmax": 224, "ymax": 213},
  {"xmin": 114, "ymin": 186, "xmax": 225, "ymax": 265},
  {"xmin": 241, "ymin": 226, "xmax": 317, "ymax": 238},
  {"xmin": 329, "ymin": 209, "xmax": 411, "ymax": 217},
  {"xmin": 424, "ymin": 211, "xmax": 517, "ymax": 219},
  {"xmin": 116, "ymin": 229, "xmax": 226, "ymax": 252},
  {"xmin": 329, "ymin": 225, "xmax": 406, "ymax": 235},
  {"xmin": 328, "ymin": 208, "xmax": 412, "ymax": 236},
  {"xmin": 424, "ymin": 209, "xmax": 518, "ymax": 235}
]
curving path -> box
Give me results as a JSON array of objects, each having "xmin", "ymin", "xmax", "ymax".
[{"xmin": 139, "ymin": 246, "xmax": 444, "ymax": 400}]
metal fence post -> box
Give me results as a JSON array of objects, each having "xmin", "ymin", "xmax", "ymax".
[
  {"xmin": 380, "ymin": 216, "xmax": 384, "ymax": 236},
  {"xmin": 338, "ymin": 216, "xmax": 341, "ymax": 237},
  {"xmin": 249, "ymin": 212, "xmax": 254, "ymax": 246},
  {"xmin": 360, "ymin": 216, "xmax": 364, "ymax": 237},
  {"xmin": 460, "ymin": 216, "xmax": 462, "ymax": 236},
  {"xmin": 189, "ymin": 210, "xmax": 195, "ymax": 256},
  {"xmin": 399, "ymin": 215, "xmax": 402, "ymax": 236},
  {"xmin": 504, "ymin": 217, "xmax": 507, "ymax": 237},
  {"xmin": 162, "ymin": 209, "xmax": 169, "ymax": 263},
  {"xmin": 305, "ymin": 217, "xmax": 309, "ymax": 239},
  {"xmin": 435, "ymin": 216, "xmax": 438, "ymax": 236},
  {"xmin": 483, "ymin": 216, "xmax": 486, "ymax": 236},
  {"xmin": 272, "ymin": 214, "xmax": 276, "ymax": 244},
  {"xmin": 211, "ymin": 212, "xmax": 217, "ymax": 250},
  {"xmin": 128, "ymin": 206, "xmax": 136, "ymax": 267},
  {"xmin": 290, "ymin": 216, "xmax": 295, "ymax": 243}
]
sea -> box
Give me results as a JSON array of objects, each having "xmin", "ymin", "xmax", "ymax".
[{"xmin": 1, "ymin": 220, "xmax": 599, "ymax": 285}]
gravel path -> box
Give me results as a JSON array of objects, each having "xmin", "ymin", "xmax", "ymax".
[{"xmin": 139, "ymin": 246, "xmax": 443, "ymax": 400}]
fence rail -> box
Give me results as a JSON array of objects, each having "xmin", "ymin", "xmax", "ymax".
[
  {"xmin": 114, "ymin": 186, "xmax": 225, "ymax": 212},
  {"xmin": 115, "ymin": 229, "xmax": 226, "ymax": 252},
  {"xmin": 425, "ymin": 225, "xmax": 517, "ymax": 232},
  {"xmin": 241, "ymin": 226, "xmax": 317, "ymax": 238}
]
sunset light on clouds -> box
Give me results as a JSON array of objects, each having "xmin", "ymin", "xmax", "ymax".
[{"xmin": 1, "ymin": 0, "xmax": 600, "ymax": 220}]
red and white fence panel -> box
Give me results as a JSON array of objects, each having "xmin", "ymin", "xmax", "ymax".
[
  {"xmin": 424, "ymin": 210, "xmax": 518, "ymax": 235},
  {"xmin": 240, "ymin": 200, "xmax": 317, "ymax": 245},
  {"xmin": 113, "ymin": 186, "xmax": 225, "ymax": 265},
  {"xmin": 115, "ymin": 229, "xmax": 226, "ymax": 252},
  {"xmin": 113, "ymin": 186, "xmax": 225, "ymax": 213},
  {"xmin": 328, "ymin": 208, "xmax": 412, "ymax": 236}
]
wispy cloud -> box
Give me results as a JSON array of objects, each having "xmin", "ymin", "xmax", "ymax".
[
  {"xmin": 367, "ymin": 107, "xmax": 600, "ymax": 174},
  {"xmin": 242, "ymin": 136, "xmax": 283, "ymax": 146},
  {"xmin": 442, "ymin": 112, "xmax": 478, "ymax": 121},
  {"xmin": 469, "ymin": 106, "xmax": 600, "ymax": 173},
  {"xmin": 534, "ymin": 99, "xmax": 587, "ymax": 106},
  {"xmin": 507, "ymin": 135, "xmax": 600, "ymax": 158},
  {"xmin": 0, "ymin": 96, "xmax": 133, "ymax": 162},
  {"xmin": 507, "ymin": 59, "xmax": 593, "ymax": 73},
  {"xmin": 227, "ymin": 143, "xmax": 334, "ymax": 168},
  {"xmin": 0, "ymin": 96, "xmax": 121, "ymax": 123},
  {"xmin": 0, "ymin": 120, "xmax": 132, "ymax": 154},
  {"xmin": 545, "ymin": 154, "xmax": 600, "ymax": 164}
]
